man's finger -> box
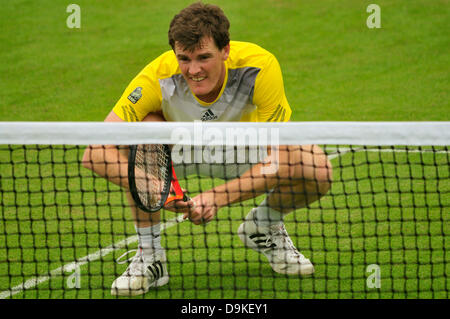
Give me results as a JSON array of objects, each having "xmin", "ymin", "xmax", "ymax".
[
  {"xmin": 172, "ymin": 199, "xmax": 191, "ymax": 210},
  {"xmin": 183, "ymin": 206, "xmax": 197, "ymax": 221}
]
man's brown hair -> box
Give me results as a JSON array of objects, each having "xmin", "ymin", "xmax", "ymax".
[{"xmin": 168, "ymin": 2, "xmax": 230, "ymax": 52}]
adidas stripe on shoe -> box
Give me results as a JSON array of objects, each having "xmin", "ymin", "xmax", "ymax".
[
  {"xmin": 238, "ymin": 209, "xmax": 315, "ymax": 276},
  {"xmin": 111, "ymin": 249, "xmax": 169, "ymax": 296}
]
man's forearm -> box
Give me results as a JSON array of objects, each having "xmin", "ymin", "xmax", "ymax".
[
  {"xmin": 206, "ymin": 166, "xmax": 274, "ymax": 207},
  {"xmin": 206, "ymin": 148, "xmax": 288, "ymax": 208}
]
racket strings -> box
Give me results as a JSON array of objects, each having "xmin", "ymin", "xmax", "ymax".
[{"xmin": 135, "ymin": 144, "xmax": 170, "ymax": 208}]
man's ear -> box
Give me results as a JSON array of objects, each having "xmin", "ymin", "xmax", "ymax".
[{"xmin": 222, "ymin": 43, "xmax": 230, "ymax": 61}]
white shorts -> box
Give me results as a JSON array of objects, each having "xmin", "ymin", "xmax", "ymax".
[{"xmin": 173, "ymin": 145, "xmax": 267, "ymax": 180}]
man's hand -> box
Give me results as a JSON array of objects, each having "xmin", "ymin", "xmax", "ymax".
[
  {"xmin": 183, "ymin": 191, "xmax": 219, "ymax": 225},
  {"xmin": 162, "ymin": 187, "xmax": 196, "ymax": 214},
  {"xmin": 163, "ymin": 197, "xmax": 195, "ymax": 214}
]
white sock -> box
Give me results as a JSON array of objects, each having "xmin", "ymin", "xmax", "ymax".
[
  {"xmin": 135, "ymin": 224, "xmax": 162, "ymax": 255},
  {"xmin": 253, "ymin": 197, "xmax": 284, "ymax": 227}
]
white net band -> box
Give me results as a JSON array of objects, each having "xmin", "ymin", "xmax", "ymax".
[{"xmin": 1, "ymin": 121, "xmax": 449, "ymax": 146}]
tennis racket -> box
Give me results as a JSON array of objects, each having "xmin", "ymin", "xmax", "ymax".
[{"xmin": 128, "ymin": 144, "xmax": 190, "ymax": 213}]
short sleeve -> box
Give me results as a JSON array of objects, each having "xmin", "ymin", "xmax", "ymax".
[
  {"xmin": 252, "ymin": 55, "xmax": 292, "ymax": 122},
  {"xmin": 112, "ymin": 63, "xmax": 163, "ymax": 122}
]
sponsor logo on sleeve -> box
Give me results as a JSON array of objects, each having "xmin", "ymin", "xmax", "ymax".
[{"xmin": 128, "ymin": 87, "xmax": 143, "ymax": 104}]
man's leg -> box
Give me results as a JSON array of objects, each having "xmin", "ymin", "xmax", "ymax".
[
  {"xmin": 238, "ymin": 145, "xmax": 332, "ymax": 275},
  {"xmin": 262, "ymin": 144, "xmax": 332, "ymax": 215},
  {"xmin": 111, "ymin": 112, "xmax": 169, "ymax": 296},
  {"xmin": 122, "ymin": 112, "xmax": 166, "ymax": 254}
]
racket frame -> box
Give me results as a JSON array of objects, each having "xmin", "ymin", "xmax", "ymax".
[{"xmin": 128, "ymin": 144, "xmax": 173, "ymax": 213}]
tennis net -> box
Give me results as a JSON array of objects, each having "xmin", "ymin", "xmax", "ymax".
[{"xmin": 0, "ymin": 121, "xmax": 448, "ymax": 299}]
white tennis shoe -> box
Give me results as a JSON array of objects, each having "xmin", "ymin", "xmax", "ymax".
[
  {"xmin": 111, "ymin": 249, "xmax": 169, "ymax": 296},
  {"xmin": 238, "ymin": 209, "xmax": 315, "ymax": 276}
]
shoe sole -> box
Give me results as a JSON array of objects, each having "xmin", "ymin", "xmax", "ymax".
[
  {"xmin": 271, "ymin": 262, "xmax": 315, "ymax": 276},
  {"xmin": 111, "ymin": 275, "xmax": 169, "ymax": 297}
]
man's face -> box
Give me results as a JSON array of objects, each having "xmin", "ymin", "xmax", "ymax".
[{"xmin": 175, "ymin": 37, "xmax": 230, "ymax": 103}]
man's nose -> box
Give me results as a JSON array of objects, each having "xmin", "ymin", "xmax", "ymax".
[{"xmin": 188, "ymin": 61, "xmax": 202, "ymax": 75}]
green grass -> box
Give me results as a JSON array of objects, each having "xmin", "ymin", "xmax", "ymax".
[
  {"xmin": 0, "ymin": 0, "xmax": 449, "ymax": 299},
  {"xmin": 0, "ymin": 0, "xmax": 448, "ymax": 121}
]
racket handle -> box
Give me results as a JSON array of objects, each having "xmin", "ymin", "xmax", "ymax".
[{"xmin": 164, "ymin": 192, "xmax": 190, "ymax": 205}]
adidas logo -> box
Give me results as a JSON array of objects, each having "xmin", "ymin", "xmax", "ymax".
[
  {"xmin": 147, "ymin": 261, "xmax": 164, "ymax": 280},
  {"xmin": 200, "ymin": 109, "xmax": 218, "ymax": 121},
  {"xmin": 249, "ymin": 233, "xmax": 276, "ymax": 250}
]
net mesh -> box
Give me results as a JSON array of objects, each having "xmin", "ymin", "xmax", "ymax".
[{"xmin": 0, "ymin": 122, "xmax": 448, "ymax": 299}]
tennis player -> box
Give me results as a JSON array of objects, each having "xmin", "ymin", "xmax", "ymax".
[{"xmin": 83, "ymin": 2, "xmax": 332, "ymax": 296}]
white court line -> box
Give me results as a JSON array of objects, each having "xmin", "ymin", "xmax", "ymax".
[
  {"xmin": 326, "ymin": 147, "xmax": 449, "ymax": 156},
  {"xmin": 1, "ymin": 147, "xmax": 448, "ymax": 299},
  {"xmin": 0, "ymin": 214, "xmax": 186, "ymax": 299}
]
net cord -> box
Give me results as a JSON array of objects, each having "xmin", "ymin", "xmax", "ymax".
[{"xmin": 0, "ymin": 121, "xmax": 449, "ymax": 146}]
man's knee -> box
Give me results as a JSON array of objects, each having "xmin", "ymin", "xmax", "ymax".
[
  {"xmin": 287, "ymin": 144, "xmax": 333, "ymax": 196},
  {"xmin": 142, "ymin": 111, "xmax": 165, "ymax": 122},
  {"xmin": 315, "ymin": 157, "xmax": 333, "ymax": 196}
]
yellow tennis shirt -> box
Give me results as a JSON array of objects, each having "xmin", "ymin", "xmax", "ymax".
[{"xmin": 112, "ymin": 41, "xmax": 291, "ymax": 123}]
